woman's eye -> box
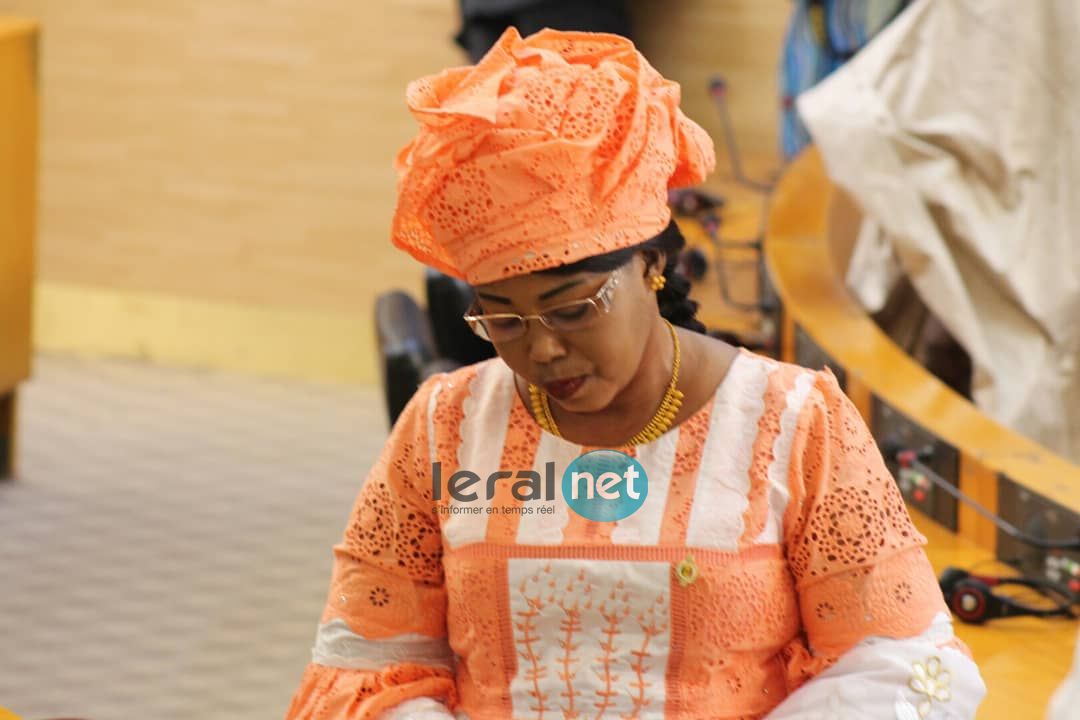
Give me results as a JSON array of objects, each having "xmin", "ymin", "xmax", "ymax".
[
  {"xmin": 548, "ymin": 304, "xmax": 589, "ymax": 321},
  {"xmin": 489, "ymin": 317, "xmax": 521, "ymax": 330}
]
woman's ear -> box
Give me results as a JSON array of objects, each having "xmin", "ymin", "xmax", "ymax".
[{"xmin": 640, "ymin": 249, "xmax": 667, "ymax": 279}]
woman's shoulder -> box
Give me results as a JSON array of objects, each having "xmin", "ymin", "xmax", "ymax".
[
  {"xmin": 689, "ymin": 331, "xmax": 832, "ymax": 405},
  {"xmin": 687, "ymin": 337, "xmax": 857, "ymax": 445},
  {"xmin": 413, "ymin": 356, "xmax": 512, "ymax": 414}
]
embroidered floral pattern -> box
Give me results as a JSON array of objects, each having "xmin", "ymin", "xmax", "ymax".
[
  {"xmin": 514, "ymin": 567, "xmax": 553, "ymax": 717},
  {"xmin": 908, "ymin": 656, "xmax": 951, "ymax": 717},
  {"xmin": 369, "ymin": 587, "xmax": 391, "ymax": 607},
  {"xmin": 508, "ymin": 559, "xmax": 671, "ymax": 718}
]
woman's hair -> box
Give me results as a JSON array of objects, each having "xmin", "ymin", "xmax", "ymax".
[{"xmin": 538, "ymin": 220, "xmax": 707, "ymax": 334}]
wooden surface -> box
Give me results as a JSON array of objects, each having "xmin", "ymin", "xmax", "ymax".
[
  {"xmin": 630, "ymin": 1, "xmax": 788, "ymax": 183},
  {"xmin": 0, "ymin": 17, "xmax": 36, "ymax": 390},
  {"xmin": 0, "ymin": 1, "xmax": 456, "ymax": 314},
  {"xmin": 913, "ymin": 508, "xmax": 1075, "ymax": 718},
  {"xmin": 33, "ymin": 281, "xmax": 375, "ymax": 384}
]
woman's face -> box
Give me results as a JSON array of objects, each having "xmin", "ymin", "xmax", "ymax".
[{"xmin": 471, "ymin": 253, "xmax": 660, "ymax": 413}]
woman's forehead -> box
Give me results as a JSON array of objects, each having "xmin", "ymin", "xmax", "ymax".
[
  {"xmin": 473, "ymin": 268, "xmax": 608, "ymax": 299},
  {"xmin": 474, "ymin": 252, "xmax": 643, "ymax": 295}
]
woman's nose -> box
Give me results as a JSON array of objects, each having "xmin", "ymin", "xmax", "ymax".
[{"xmin": 526, "ymin": 321, "xmax": 568, "ymax": 364}]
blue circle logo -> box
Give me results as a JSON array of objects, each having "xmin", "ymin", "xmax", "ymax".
[{"xmin": 562, "ymin": 450, "xmax": 648, "ymax": 522}]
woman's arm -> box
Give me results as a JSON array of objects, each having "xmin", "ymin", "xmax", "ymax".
[
  {"xmin": 285, "ymin": 376, "xmax": 458, "ymax": 720},
  {"xmin": 772, "ymin": 369, "xmax": 986, "ymax": 718}
]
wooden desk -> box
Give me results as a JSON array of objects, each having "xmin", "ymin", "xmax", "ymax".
[
  {"xmin": 913, "ymin": 508, "xmax": 1075, "ymax": 718},
  {"xmin": 0, "ymin": 17, "xmax": 38, "ymax": 479}
]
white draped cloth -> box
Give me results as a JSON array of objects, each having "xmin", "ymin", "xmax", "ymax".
[
  {"xmin": 1049, "ymin": 630, "xmax": 1080, "ymax": 719},
  {"xmin": 797, "ymin": 0, "xmax": 1080, "ymax": 463}
]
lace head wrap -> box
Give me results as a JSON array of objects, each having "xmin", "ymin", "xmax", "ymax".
[{"xmin": 391, "ymin": 27, "xmax": 715, "ymax": 284}]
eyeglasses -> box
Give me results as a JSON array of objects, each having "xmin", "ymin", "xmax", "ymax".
[{"xmin": 463, "ymin": 270, "xmax": 621, "ymax": 342}]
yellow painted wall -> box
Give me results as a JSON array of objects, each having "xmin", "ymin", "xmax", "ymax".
[{"xmin": 0, "ymin": 1, "xmax": 789, "ymax": 384}]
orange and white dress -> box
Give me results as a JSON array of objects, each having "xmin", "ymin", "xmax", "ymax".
[{"xmin": 285, "ymin": 349, "xmax": 985, "ymax": 719}]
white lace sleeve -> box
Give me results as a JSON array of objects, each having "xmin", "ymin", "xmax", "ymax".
[
  {"xmin": 766, "ymin": 613, "xmax": 986, "ymax": 719},
  {"xmin": 374, "ymin": 697, "xmax": 457, "ymax": 720}
]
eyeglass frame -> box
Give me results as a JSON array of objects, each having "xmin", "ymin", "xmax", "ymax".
[{"xmin": 462, "ymin": 268, "xmax": 623, "ymax": 342}]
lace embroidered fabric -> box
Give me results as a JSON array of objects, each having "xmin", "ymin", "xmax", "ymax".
[
  {"xmin": 390, "ymin": 28, "xmax": 715, "ymax": 285},
  {"xmin": 286, "ymin": 662, "xmax": 457, "ymax": 720},
  {"xmin": 285, "ymin": 355, "xmax": 975, "ymax": 719},
  {"xmin": 783, "ymin": 369, "xmax": 945, "ymax": 669},
  {"xmin": 313, "ymin": 619, "xmax": 455, "ymax": 671}
]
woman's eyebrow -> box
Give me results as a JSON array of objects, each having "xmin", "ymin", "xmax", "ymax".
[
  {"xmin": 538, "ymin": 279, "xmax": 584, "ymax": 300},
  {"xmin": 476, "ymin": 279, "xmax": 585, "ymax": 305},
  {"xmin": 475, "ymin": 291, "xmax": 511, "ymax": 304}
]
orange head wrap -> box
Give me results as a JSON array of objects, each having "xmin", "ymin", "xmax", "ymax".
[{"xmin": 390, "ymin": 27, "xmax": 715, "ymax": 285}]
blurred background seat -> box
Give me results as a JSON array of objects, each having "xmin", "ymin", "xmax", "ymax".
[{"xmin": 375, "ymin": 269, "xmax": 495, "ymax": 427}]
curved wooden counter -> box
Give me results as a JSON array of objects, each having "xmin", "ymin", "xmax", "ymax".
[{"xmin": 764, "ymin": 147, "xmax": 1080, "ymax": 719}]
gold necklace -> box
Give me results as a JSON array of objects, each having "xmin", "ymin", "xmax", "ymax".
[{"xmin": 527, "ymin": 319, "xmax": 683, "ymax": 447}]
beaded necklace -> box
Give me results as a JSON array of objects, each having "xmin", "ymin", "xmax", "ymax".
[{"xmin": 527, "ymin": 319, "xmax": 683, "ymax": 447}]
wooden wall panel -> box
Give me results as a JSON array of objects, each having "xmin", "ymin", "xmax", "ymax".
[
  {"xmin": 0, "ymin": 1, "xmax": 786, "ymax": 308},
  {"xmin": 630, "ymin": 0, "xmax": 787, "ymax": 182},
  {"xmin": 0, "ymin": 1, "xmax": 788, "ymax": 381},
  {"xmin": 0, "ymin": 0, "xmax": 467, "ymax": 313}
]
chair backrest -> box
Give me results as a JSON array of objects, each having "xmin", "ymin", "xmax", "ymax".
[
  {"xmin": 374, "ymin": 290, "xmax": 438, "ymax": 427},
  {"xmin": 424, "ymin": 269, "xmax": 496, "ymax": 366}
]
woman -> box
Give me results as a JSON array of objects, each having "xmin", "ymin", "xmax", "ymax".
[{"xmin": 286, "ymin": 27, "xmax": 985, "ymax": 719}]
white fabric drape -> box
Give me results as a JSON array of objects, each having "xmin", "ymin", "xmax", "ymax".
[
  {"xmin": 765, "ymin": 613, "xmax": 984, "ymax": 719},
  {"xmin": 797, "ymin": 0, "xmax": 1080, "ymax": 463}
]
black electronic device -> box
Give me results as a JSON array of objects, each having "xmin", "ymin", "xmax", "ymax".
[{"xmin": 939, "ymin": 566, "xmax": 1075, "ymax": 624}]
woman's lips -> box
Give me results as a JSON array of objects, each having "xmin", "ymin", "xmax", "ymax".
[{"xmin": 544, "ymin": 375, "xmax": 587, "ymax": 400}]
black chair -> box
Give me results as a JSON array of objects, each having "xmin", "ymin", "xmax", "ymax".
[
  {"xmin": 375, "ymin": 271, "xmax": 495, "ymax": 427},
  {"xmin": 424, "ymin": 268, "xmax": 496, "ymax": 367},
  {"xmin": 374, "ymin": 290, "xmax": 436, "ymax": 427}
]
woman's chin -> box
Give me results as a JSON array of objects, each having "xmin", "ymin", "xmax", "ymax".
[{"xmin": 549, "ymin": 382, "xmax": 612, "ymax": 414}]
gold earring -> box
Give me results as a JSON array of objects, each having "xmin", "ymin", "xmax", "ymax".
[{"xmin": 650, "ymin": 274, "xmax": 666, "ymax": 291}]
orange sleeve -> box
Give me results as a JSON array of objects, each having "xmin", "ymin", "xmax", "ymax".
[
  {"xmin": 285, "ymin": 376, "xmax": 458, "ymax": 719},
  {"xmin": 780, "ymin": 368, "xmax": 955, "ymax": 689}
]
